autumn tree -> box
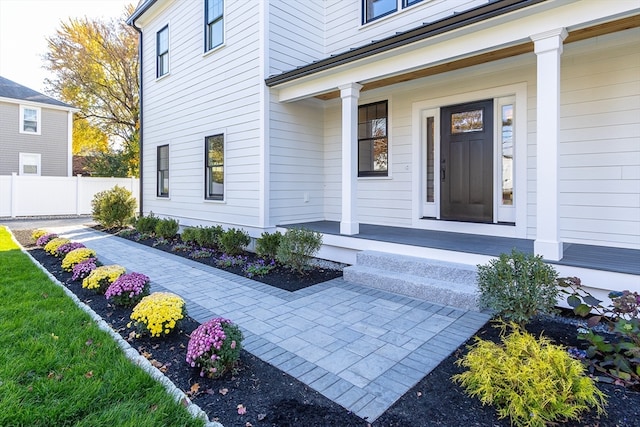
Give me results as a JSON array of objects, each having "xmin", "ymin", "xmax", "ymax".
[{"xmin": 44, "ymin": 4, "xmax": 139, "ymax": 176}]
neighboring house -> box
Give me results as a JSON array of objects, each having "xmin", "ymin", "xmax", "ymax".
[
  {"xmin": 0, "ymin": 76, "xmax": 76, "ymax": 177},
  {"xmin": 128, "ymin": 1, "xmax": 639, "ymax": 295}
]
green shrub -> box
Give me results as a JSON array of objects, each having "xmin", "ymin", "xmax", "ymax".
[
  {"xmin": 218, "ymin": 228, "xmax": 250, "ymax": 256},
  {"xmin": 134, "ymin": 212, "xmax": 160, "ymax": 235},
  {"xmin": 453, "ymin": 323, "xmax": 606, "ymax": 427},
  {"xmin": 194, "ymin": 225, "xmax": 223, "ymax": 249},
  {"xmin": 477, "ymin": 249, "xmax": 559, "ymax": 325},
  {"xmin": 155, "ymin": 217, "xmax": 179, "ymax": 239},
  {"xmin": 276, "ymin": 228, "xmax": 322, "ymax": 274},
  {"xmin": 255, "ymin": 231, "xmax": 282, "ymax": 259},
  {"xmin": 180, "ymin": 227, "xmax": 199, "ymax": 244},
  {"xmin": 91, "ymin": 185, "xmax": 136, "ymax": 228}
]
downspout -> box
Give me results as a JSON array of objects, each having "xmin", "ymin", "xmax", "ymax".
[{"xmin": 129, "ymin": 19, "xmax": 144, "ymax": 217}]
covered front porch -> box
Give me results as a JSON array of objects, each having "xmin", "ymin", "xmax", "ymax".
[{"xmin": 279, "ymin": 221, "xmax": 640, "ymax": 297}]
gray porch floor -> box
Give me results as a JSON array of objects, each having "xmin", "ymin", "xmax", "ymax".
[{"xmin": 282, "ymin": 221, "xmax": 640, "ymax": 276}]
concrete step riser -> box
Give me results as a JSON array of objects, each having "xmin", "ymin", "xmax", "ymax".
[
  {"xmin": 355, "ymin": 252, "xmax": 477, "ymax": 285},
  {"xmin": 343, "ymin": 268, "xmax": 479, "ymax": 312}
]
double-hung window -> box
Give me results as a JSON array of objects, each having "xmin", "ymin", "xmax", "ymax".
[
  {"xmin": 20, "ymin": 105, "xmax": 40, "ymax": 134},
  {"xmin": 205, "ymin": 0, "xmax": 224, "ymax": 51},
  {"xmin": 157, "ymin": 145, "xmax": 169, "ymax": 197},
  {"xmin": 205, "ymin": 134, "xmax": 224, "ymax": 200},
  {"xmin": 156, "ymin": 25, "xmax": 169, "ymax": 78},
  {"xmin": 363, "ymin": 0, "xmax": 424, "ymax": 24},
  {"xmin": 358, "ymin": 101, "xmax": 388, "ymax": 177}
]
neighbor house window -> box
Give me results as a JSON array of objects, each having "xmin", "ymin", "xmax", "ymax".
[
  {"xmin": 358, "ymin": 101, "xmax": 388, "ymax": 176},
  {"xmin": 157, "ymin": 145, "xmax": 169, "ymax": 197},
  {"xmin": 205, "ymin": 0, "xmax": 224, "ymax": 51},
  {"xmin": 156, "ymin": 25, "xmax": 169, "ymax": 77},
  {"xmin": 205, "ymin": 134, "xmax": 224, "ymax": 200},
  {"xmin": 363, "ymin": 0, "xmax": 396, "ymax": 23},
  {"xmin": 19, "ymin": 153, "xmax": 41, "ymax": 175},
  {"xmin": 20, "ymin": 105, "xmax": 40, "ymax": 134}
]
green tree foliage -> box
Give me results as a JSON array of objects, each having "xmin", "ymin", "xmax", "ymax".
[{"xmin": 44, "ymin": 5, "xmax": 139, "ymax": 176}]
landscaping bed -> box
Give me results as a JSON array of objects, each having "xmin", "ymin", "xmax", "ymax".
[{"xmin": 12, "ymin": 228, "xmax": 640, "ymax": 427}]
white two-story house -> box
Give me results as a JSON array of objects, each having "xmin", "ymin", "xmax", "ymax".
[{"xmin": 128, "ymin": 0, "xmax": 639, "ymax": 297}]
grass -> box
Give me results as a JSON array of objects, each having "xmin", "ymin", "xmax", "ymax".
[{"xmin": 0, "ymin": 226, "xmax": 204, "ymax": 427}]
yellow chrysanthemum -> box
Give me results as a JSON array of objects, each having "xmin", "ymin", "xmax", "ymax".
[
  {"xmin": 44, "ymin": 238, "xmax": 71, "ymax": 256},
  {"xmin": 130, "ymin": 292, "xmax": 186, "ymax": 338},
  {"xmin": 61, "ymin": 248, "xmax": 97, "ymax": 272},
  {"xmin": 82, "ymin": 265, "xmax": 126, "ymax": 293},
  {"xmin": 31, "ymin": 229, "xmax": 48, "ymax": 241}
]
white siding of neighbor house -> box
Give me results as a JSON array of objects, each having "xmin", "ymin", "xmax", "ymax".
[
  {"xmin": 268, "ymin": 0, "xmax": 324, "ymax": 76},
  {"xmin": 324, "ymin": 0, "xmax": 485, "ymax": 57},
  {"xmin": 139, "ymin": 0, "xmax": 263, "ymax": 228},
  {"xmin": 315, "ymin": 27, "xmax": 639, "ymax": 249}
]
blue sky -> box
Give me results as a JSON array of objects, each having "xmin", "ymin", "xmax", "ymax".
[{"xmin": 0, "ymin": 0, "xmax": 132, "ymax": 94}]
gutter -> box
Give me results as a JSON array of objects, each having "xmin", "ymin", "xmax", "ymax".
[
  {"xmin": 126, "ymin": 0, "xmax": 158, "ymax": 26},
  {"xmin": 128, "ymin": 15, "xmax": 144, "ymax": 217},
  {"xmin": 265, "ymin": 0, "xmax": 545, "ymax": 87}
]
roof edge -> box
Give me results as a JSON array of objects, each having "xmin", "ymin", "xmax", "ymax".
[
  {"xmin": 126, "ymin": 0, "xmax": 158, "ymax": 26},
  {"xmin": 265, "ymin": 0, "xmax": 545, "ymax": 87}
]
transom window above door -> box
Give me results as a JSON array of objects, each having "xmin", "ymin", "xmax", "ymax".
[
  {"xmin": 358, "ymin": 100, "xmax": 388, "ymax": 177},
  {"xmin": 363, "ymin": 0, "xmax": 424, "ymax": 24}
]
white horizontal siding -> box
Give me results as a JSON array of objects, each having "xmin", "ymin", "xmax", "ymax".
[
  {"xmin": 324, "ymin": 0, "xmax": 486, "ymax": 57},
  {"xmin": 268, "ymin": 0, "xmax": 324, "ymax": 75},
  {"xmin": 139, "ymin": 0, "xmax": 263, "ymax": 229},
  {"xmin": 558, "ymin": 29, "xmax": 640, "ymax": 248}
]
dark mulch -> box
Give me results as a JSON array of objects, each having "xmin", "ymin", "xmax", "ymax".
[
  {"xmin": 12, "ymin": 229, "xmax": 640, "ymax": 427},
  {"xmin": 104, "ymin": 227, "xmax": 343, "ymax": 292}
]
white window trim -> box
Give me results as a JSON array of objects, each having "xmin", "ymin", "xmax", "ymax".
[
  {"xmin": 19, "ymin": 105, "xmax": 41, "ymax": 135},
  {"xmin": 411, "ymin": 83, "xmax": 528, "ymax": 238},
  {"xmin": 361, "ymin": 0, "xmax": 428, "ymax": 27},
  {"xmin": 19, "ymin": 152, "xmax": 41, "ymax": 176},
  {"xmin": 204, "ymin": 0, "xmax": 225, "ymax": 54},
  {"xmin": 156, "ymin": 144, "xmax": 170, "ymax": 199}
]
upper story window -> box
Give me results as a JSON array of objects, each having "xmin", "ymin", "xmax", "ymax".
[
  {"xmin": 156, "ymin": 25, "xmax": 169, "ymax": 78},
  {"xmin": 205, "ymin": 134, "xmax": 224, "ymax": 200},
  {"xmin": 358, "ymin": 101, "xmax": 388, "ymax": 177},
  {"xmin": 20, "ymin": 105, "xmax": 41, "ymax": 134},
  {"xmin": 157, "ymin": 144, "xmax": 169, "ymax": 197},
  {"xmin": 363, "ymin": 0, "xmax": 424, "ymax": 24},
  {"xmin": 205, "ymin": 0, "xmax": 224, "ymax": 51}
]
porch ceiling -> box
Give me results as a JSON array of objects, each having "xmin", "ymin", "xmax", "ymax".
[{"xmin": 313, "ymin": 15, "xmax": 639, "ymax": 101}]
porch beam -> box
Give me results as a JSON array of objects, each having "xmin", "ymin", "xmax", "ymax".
[
  {"xmin": 339, "ymin": 83, "xmax": 362, "ymax": 236},
  {"xmin": 531, "ymin": 28, "xmax": 567, "ymax": 261}
]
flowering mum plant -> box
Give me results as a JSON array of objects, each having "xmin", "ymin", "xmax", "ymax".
[
  {"xmin": 130, "ymin": 292, "xmax": 186, "ymax": 338},
  {"xmin": 71, "ymin": 258, "xmax": 98, "ymax": 281},
  {"xmin": 105, "ymin": 272, "xmax": 151, "ymax": 307},
  {"xmin": 56, "ymin": 241, "xmax": 86, "ymax": 258},
  {"xmin": 62, "ymin": 248, "xmax": 97, "ymax": 272},
  {"xmin": 186, "ymin": 317, "xmax": 243, "ymax": 378},
  {"xmin": 44, "ymin": 237, "xmax": 71, "ymax": 256},
  {"xmin": 82, "ymin": 265, "xmax": 126, "ymax": 294},
  {"xmin": 243, "ymin": 258, "xmax": 276, "ymax": 278},
  {"xmin": 36, "ymin": 233, "xmax": 58, "ymax": 247},
  {"xmin": 216, "ymin": 254, "xmax": 247, "ymax": 268},
  {"xmin": 31, "ymin": 229, "xmax": 48, "ymax": 241}
]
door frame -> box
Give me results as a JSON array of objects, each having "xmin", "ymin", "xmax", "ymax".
[{"xmin": 411, "ymin": 83, "xmax": 528, "ymax": 238}]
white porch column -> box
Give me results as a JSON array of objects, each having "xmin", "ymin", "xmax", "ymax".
[
  {"xmin": 531, "ymin": 28, "xmax": 567, "ymax": 261},
  {"xmin": 339, "ymin": 83, "xmax": 363, "ymax": 235}
]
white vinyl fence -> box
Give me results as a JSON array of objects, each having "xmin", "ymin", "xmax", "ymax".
[{"xmin": 0, "ymin": 173, "xmax": 139, "ymax": 218}]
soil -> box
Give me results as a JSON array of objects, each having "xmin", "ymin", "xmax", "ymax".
[{"xmin": 12, "ymin": 229, "xmax": 640, "ymax": 427}]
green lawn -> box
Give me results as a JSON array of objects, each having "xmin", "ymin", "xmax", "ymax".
[{"xmin": 0, "ymin": 226, "xmax": 204, "ymax": 427}]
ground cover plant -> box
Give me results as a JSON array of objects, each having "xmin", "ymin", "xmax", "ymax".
[
  {"xmin": 0, "ymin": 226, "xmax": 204, "ymax": 427},
  {"xmin": 8, "ymin": 223, "xmax": 640, "ymax": 427}
]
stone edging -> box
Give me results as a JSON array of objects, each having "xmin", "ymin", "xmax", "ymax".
[{"xmin": 7, "ymin": 228, "xmax": 223, "ymax": 427}]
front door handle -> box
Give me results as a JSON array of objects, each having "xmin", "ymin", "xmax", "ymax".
[{"xmin": 441, "ymin": 167, "xmax": 446, "ymax": 181}]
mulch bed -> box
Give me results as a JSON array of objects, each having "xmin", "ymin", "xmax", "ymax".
[{"xmin": 12, "ymin": 229, "xmax": 640, "ymax": 427}]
